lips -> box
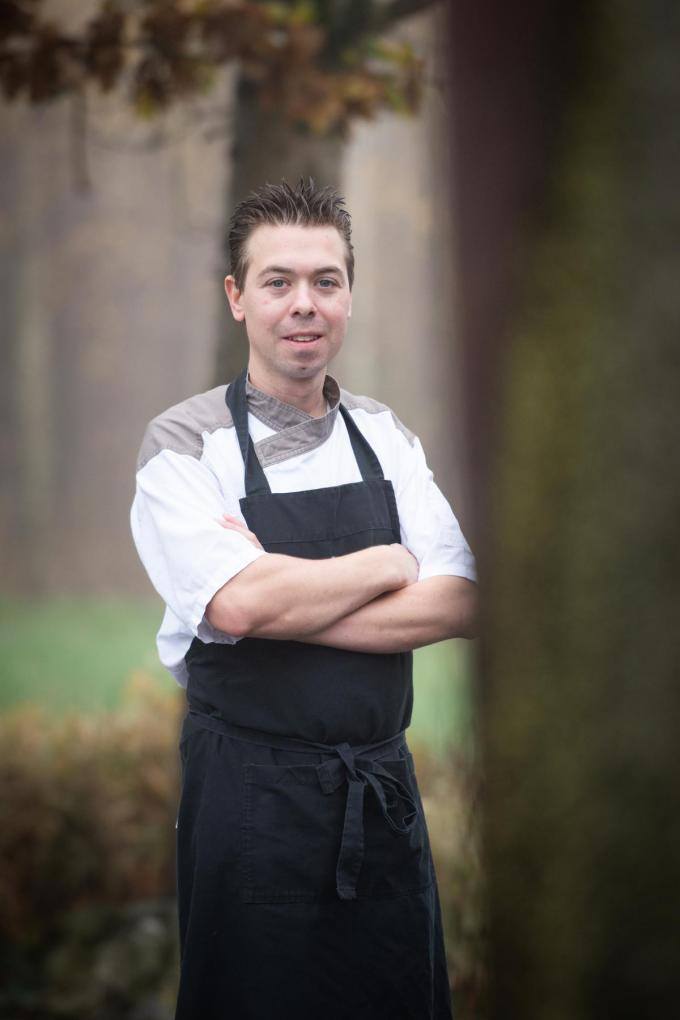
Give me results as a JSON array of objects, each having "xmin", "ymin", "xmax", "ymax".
[{"xmin": 283, "ymin": 334, "xmax": 322, "ymax": 343}]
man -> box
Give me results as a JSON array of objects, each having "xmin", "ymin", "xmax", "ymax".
[{"xmin": 131, "ymin": 179, "xmax": 477, "ymax": 1019}]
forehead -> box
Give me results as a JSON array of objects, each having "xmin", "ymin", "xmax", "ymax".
[{"xmin": 245, "ymin": 223, "xmax": 348, "ymax": 274}]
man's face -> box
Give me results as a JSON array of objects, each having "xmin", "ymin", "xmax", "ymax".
[{"xmin": 224, "ymin": 223, "xmax": 352, "ymax": 393}]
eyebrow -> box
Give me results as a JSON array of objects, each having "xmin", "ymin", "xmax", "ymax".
[{"xmin": 256, "ymin": 264, "xmax": 344, "ymax": 279}]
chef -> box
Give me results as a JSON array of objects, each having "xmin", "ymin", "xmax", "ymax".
[{"xmin": 131, "ymin": 179, "xmax": 477, "ymax": 1019}]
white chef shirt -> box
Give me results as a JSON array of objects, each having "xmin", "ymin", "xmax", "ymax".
[{"xmin": 130, "ymin": 375, "xmax": 476, "ymax": 686}]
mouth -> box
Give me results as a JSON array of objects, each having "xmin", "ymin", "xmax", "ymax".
[{"xmin": 283, "ymin": 333, "xmax": 323, "ymax": 344}]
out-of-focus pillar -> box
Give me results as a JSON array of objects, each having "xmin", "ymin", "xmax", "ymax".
[{"xmin": 447, "ymin": 1, "xmax": 680, "ymax": 1016}]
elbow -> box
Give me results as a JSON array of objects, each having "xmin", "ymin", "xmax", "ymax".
[
  {"xmin": 458, "ymin": 582, "xmax": 480, "ymax": 640},
  {"xmin": 205, "ymin": 591, "xmax": 257, "ymax": 638},
  {"xmin": 443, "ymin": 578, "xmax": 479, "ymax": 641},
  {"xmin": 457, "ymin": 617, "xmax": 478, "ymax": 641}
]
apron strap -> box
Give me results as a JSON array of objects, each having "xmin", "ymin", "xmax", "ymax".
[
  {"xmin": 225, "ymin": 369, "xmax": 271, "ymax": 496},
  {"xmin": 225, "ymin": 368, "xmax": 387, "ymax": 494},
  {"xmin": 338, "ymin": 403, "xmax": 386, "ymax": 482}
]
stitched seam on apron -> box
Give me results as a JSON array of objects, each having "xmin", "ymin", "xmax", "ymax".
[{"xmin": 256, "ymin": 525, "xmax": 398, "ymax": 545}]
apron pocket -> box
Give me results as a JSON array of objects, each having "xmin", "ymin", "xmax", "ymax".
[{"xmin": 240, "ymin": 755, "xmax": 433, "ymax": 904}]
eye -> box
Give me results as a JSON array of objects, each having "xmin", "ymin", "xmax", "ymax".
[
  {"xmin": 317, "ymin": 278, "xmax": 339, "ymax": 288},
  {"xmin": 267, "ymin": 279, "xmax": 288, "ymax": 288}
]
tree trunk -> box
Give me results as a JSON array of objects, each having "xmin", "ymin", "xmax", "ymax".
[
  {"xmin": 449, "ymin": 0, "xmax": 680, "ymax": 1016},
  {"xmin": 214, "ymin": 79, "xmax": 345, "ymax": 386},
  {"xmin": 1, "ymin": 104, "xmax": 55, "ymax": 594}
]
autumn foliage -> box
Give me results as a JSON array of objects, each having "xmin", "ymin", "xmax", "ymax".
[{"xmin": 0, "ymin": 0, "xmax": 428, "ymax": 134}]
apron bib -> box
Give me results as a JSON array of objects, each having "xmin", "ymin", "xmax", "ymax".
[{"xmin": 175, "ymin": 370, "xmax": 453, "ymax": 1019}]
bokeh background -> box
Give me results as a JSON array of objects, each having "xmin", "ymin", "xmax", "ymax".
[
  {"xmin": 1, "ymin": 2, "xmax": 482, "ymax": 1017},
  {"xmin": 3, "ymin": 1, "xmax": 680, "ymax": 1019}
]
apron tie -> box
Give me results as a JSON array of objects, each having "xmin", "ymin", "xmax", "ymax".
[
  {"xmin": 316, "ymin": 743, "xmax": 418, "ymax": 901},
  {"xmin": 183, "ymin": 713, "xmax": 417, "ymax": 902}
]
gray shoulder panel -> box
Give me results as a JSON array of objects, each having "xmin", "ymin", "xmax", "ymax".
[
  {"xmin": 340, "ymin": 389, "xmax": 416, "ymax": 447},
  {"xmin": 137, "ymin": 384, "xmax": 233, "ymax": 470}
]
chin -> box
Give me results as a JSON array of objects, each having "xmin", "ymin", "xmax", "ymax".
[
  {"xmin": 288, "ymin": 365, "xmax": 323, "ymax": 379},
  {"xmin": 283, "ymin": 356, "xmax": 326, "ymax": 374}
]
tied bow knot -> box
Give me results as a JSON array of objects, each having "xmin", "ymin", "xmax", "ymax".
[{"xmin": 315, "ymin": 743, "xmax": 418, "ymax": 900}]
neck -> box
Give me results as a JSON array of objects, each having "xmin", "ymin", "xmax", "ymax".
[{"xmin": 246, "ymin": 367, "xmax": 328, "ymax": 418}]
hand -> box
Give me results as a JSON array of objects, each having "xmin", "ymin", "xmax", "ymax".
[
  {"xmin": 390, "ymin": 543, "xmax": 419, "ymax": 586},
  {"xmin": 217, "ymin": 513, "xmax": 264, "ymax": 550}
]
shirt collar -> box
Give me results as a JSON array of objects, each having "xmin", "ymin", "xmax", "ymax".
[
  {"xmin": 245, "ymin": 375, "xmax": 340, "ymax": 430},
  {"xmin": 245, "ymin": 375, "xmax": 342, "ymax": 467}
]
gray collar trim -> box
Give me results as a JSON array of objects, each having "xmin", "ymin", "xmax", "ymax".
[{"xmin": 246, "ymin": 376, "xmax": 342, "ymax": 468}]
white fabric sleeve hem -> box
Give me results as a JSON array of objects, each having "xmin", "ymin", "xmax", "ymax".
[
  {"xmin": 168, "ymin": 659, "xmax": 189, "ymax": 687},
  {"xmin": 418, "ymin": 560, "xmax": 478, "ymax": 583}
]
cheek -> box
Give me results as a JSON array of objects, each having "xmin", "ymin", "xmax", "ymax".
[
  {"xmin": 330, "ymin": 305, "xmax": 351, "ymax": 330},
  {"xmin": 324, "ymin": 294, "xmax": 351, "ymax": 320},
  {"xmin": 246, "ymin": 298, "xmax": 281, "ymax": 326}
]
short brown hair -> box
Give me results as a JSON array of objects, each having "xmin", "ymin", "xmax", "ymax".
[{"xmin": 228, "ymin": 178, "xmax": 354, "ymax": 291}]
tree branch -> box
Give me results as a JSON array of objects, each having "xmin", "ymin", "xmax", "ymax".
[
  {"xmin": 321, "ymin": 0, "xmax": 439, "ymax": 63},
  {"xmin": 372, "ymin": 0, "xmax": 441, "ymax": 32},
  {"xmin": 0, "ymin": 1, "xmax": 433, "ymax": 132}
]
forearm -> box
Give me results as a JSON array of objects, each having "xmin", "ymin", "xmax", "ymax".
[
  {"xmin": 295, "ymin": 576, "xmax": 479, "ymax": 653},
  {"xmin": 206, "ymin": 544, "xmax": 415, "ymax": 639}
]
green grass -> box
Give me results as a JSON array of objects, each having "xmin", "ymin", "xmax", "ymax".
[
  {"xmin": 0, "ymin": 598, "xmax": 474, "ymax": 753},
  {"xmin": 0, "ymin": 597, "xmax": 173, "ymax": 714},
  {"xmin": 411, "ymin": 640, "xmax": 476, "ymax": 757}
]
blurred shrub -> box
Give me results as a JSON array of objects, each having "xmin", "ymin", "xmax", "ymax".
[
  {"xmin": 0, "ymin": 673, "xmax": 182, "ymax": 1018},
  {"xmin": 0, "ymin": 676, "xmax": 484, "ymax": 1018},
  {"xmin": 413, "ymin": 744, "xmax": 486, "ymax": 1020}
]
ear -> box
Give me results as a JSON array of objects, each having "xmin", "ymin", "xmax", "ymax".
[
  {"xmin": 224, "ymin": 275, "xmax": 245, "ymax": 322},
  {"xmin": 347, "ymin": 291, "xmax": 352, "ymax": 319}
]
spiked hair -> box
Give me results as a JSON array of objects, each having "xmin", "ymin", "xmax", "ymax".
[{"xmin": 228, "ymin": 178, "xmax": 354, "ymax": 290}]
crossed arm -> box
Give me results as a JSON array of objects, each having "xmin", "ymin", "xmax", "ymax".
[{"xmin": 205, "ymin": 515, "xmax": 478, "ymax": 653}]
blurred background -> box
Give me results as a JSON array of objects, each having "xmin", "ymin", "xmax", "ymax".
[
  {"xmin": 3, "ymin": 1, "xmax": 680, "ymax": 1019},
  {"xmin": 1, "ymin": 2, "xmax": 482, "ymax": 1017}
]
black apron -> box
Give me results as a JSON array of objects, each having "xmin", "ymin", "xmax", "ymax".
[{"xmin": 175, "ymin": 370, "xmax": 453, "ymax": 1020}]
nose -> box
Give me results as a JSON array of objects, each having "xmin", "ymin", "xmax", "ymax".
[{"xmin": 290, "ymin": 282, "xmax": 316, "ymax": 317}]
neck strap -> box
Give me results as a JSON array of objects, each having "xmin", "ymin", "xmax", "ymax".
[{"xmin": 225, "ymin": 369, "xmax": 385, "ymax": 496}]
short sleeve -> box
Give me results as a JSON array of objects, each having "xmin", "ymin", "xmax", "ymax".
[
  {"xmin": 392, "ymin": 433, "xmax": 477, "ymax": 584},
  {"xmin": 130, "ymin": 448, "xmax": 266, "ymax": 641}
]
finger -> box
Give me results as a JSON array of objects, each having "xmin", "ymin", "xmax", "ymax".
[
  {"xmin": 239, "ymin": 528, "xmax": 263, "ymax": 549},
  {"xmin": 217, "ymin": 516, "xmax": 246, "ymax": 531},
  {"xmin": 218, "ymin": 517, "xmax": 264, "ymax": 550},
  {"xmin": 220, "ymin": 514, "xmax": 252, "ymax": 533},
  {"xmin": 219, "ymin": 518, "xmax": 247, "ymax": 532}
]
